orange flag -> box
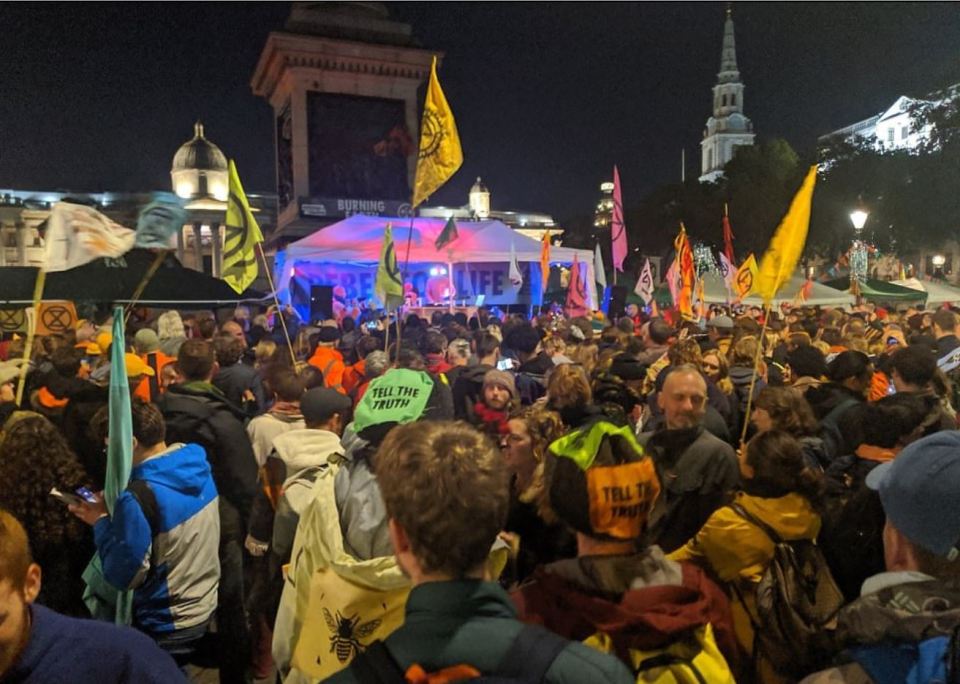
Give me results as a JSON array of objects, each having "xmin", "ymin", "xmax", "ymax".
[{"xmin": 674, "ymin": 224, "xmax": 695, "ymax": 318}]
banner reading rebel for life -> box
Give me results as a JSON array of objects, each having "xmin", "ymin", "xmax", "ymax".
[{"xmin": 287, "ymin": 260, "xmax": 541, "ymax": 310}]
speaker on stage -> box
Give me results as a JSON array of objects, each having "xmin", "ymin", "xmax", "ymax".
[
  {"xmin": 309, "ymin": 285, "xmax": 333, "ymax": 323},
  {"xmin": 608, "ymin": 285, "xmax": 628, "ymax": 320}
]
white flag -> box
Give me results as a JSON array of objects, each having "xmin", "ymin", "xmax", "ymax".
[
  {"xmin": 635, "ymin": 258, "xmax": 655, "ymax": 305},
  {"xmin": 719, "ymin": 252, "xmax": 736, "ymax": 291},
  {"xmin": 509, "ymin": 240, "xmax": 523, "ymax": 289},
  {"xmin": 43, "ymin": 202, "xmax": 136, "ymax": 272},
  {"xmin": 594, "ymin": 243, "xmax": 607, "ymax": 290}
]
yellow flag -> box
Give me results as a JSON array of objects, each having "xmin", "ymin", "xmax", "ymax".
[
  {"xmin": 222, "ymin": 160, "xmax": 264, "ymax": 293},
  {"xmin": 755, "ymin": 165, "xmax": 818, "ymax": 305},
  {"xmin": 375, "ymin": 223, "xmax": 404, "ymax": 307},
  {"xmin": 412, "ymin": 56, "xmax": 463, "ymax": 208},
  {"xmin": 735, "ymin": 254, "xmax": 759, "ymax": 299}
]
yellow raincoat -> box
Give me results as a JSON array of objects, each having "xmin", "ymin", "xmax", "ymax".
[{"xmin": 668, "ymin": 491, "xmax": 821, "ymax": 682}]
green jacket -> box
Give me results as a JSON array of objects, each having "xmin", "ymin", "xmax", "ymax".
[{"xmin": 324, "ymin": 580, "xmax": 633, "ymax": 683}]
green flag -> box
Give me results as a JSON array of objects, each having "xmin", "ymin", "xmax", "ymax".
[
  {"xmin": 435, "ymin": 216, "xmax": 459, "ymax": 251},
  {"xmin": 375, "ymin": 223, "xmax": 404, "ymax": 307},
  {"xmin": 82, "ymin": 306, "xmax": 134, "ymax": 624}
]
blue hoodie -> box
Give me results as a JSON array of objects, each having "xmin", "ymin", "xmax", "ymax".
[{"xmin": 93, "ymin": 443, "xmax": 220, "ymax": 635}]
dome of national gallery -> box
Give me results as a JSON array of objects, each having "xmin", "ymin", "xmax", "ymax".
[{"xmin": 171, "ymin": 122, "xmax": 229, "ymax": 200}]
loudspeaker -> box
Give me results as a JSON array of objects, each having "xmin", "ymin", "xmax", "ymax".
[
  {"xmin": 608, "ymin": 285, "xmax": 628, "ymax": 319},
  {"xmin": 309, "ymin": 285, "xmax": 333, "ymax": 323}
]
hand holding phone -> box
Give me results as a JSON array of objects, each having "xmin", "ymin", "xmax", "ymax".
[{"xmin": 50, "ymin": 487, "xmax": 84, "ymax": 507}]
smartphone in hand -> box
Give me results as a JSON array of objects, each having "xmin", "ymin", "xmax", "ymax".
[{"xmin": 50, "ymin": 487, "xmax": 84, "ymax": 507}]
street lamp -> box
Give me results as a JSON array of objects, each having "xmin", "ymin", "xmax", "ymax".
[
  {"xmin": 849, "ymin": 210, "xmax": 868, "ymax": 232},
  {"xmin": 849, "ymin": 207, "xmax": 870, "ymax": 303},
  {"xmin": 932, "ymin": 254, "xmax": 946, "ymax": 280}
]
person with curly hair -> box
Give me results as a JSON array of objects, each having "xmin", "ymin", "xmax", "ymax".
[{"xmin": 0, "ymin": 413, "xmax": 92, "ymax": 616}]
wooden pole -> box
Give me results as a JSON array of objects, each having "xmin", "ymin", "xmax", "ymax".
[
  {"xmin": 15, "ymin": 269, "xmax": 47, "ymax": 406},
  {"xmin": 123, "ymin": 251, "xmax": 167, "ymax": 325},
  {"xmin": 738, "ymin": 302, "xmax": 772, "ymax": 449},
  {"xmin": 256, "ymin": 243, "xmax": 297, "ymax": 367}
]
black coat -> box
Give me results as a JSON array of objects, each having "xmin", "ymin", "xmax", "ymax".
[
  {"xmin": 213, "ymin": 362, "xmax": 265, "ymax": 416},
  {"xmin": 156, "ymin": 382, "xmax": 258, "ymax": 541}
]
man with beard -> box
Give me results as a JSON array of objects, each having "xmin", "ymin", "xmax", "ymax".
[{"xmin": 638, "ymin": 364, "xmax": 740, "ymax": 553}]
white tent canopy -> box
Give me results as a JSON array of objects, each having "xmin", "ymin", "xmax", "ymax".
[
  {"xmin": 279, "ymin": 214, "xmax": 597, "ymax": 306},
  {"xmin": 701, "ymin": 272, "xmax": 855, "ymax": 307},
  {"xmin": 892, "ymin": 278, "xmax": 960, "ymax": 307}
]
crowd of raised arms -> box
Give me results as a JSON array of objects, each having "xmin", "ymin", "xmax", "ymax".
[{"xmin": 2, "ymin": 299, "xmax": 960, "ymax": 684}]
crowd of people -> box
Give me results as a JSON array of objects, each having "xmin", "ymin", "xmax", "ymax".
[{"xmin": 1, "ymin": 297, "xmax": 960, "ymax": 683}]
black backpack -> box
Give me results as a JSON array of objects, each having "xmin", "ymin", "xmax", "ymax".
[{"xmin": 349, "ymin": 624, "xmax": 568, "ymax": 683}]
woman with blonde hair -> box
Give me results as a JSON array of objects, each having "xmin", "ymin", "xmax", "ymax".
[
  {"xmin": 703, "ymin": 348, "xmax": 734, "ymax": 396},
  {"xmin": 500, "ymin": 405, "xmax": 575, "ymax": 583}
]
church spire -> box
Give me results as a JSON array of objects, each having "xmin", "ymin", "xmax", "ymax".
[{"xmin": 717, "ymin": 6, "xmax": 740, "ymax": 84}]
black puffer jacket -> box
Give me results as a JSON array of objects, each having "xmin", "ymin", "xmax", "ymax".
[{"xmin": 156, "ymin": 381, "xmax": 258, "ymax": 541}]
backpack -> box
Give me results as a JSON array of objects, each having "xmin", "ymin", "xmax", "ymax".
[
  {"xmin": 849, "ymin": 631, "xmax": 959, "ymax": 684},
  {"xmin": 586, "ymin": 624, "xmax": 735, "ymax": 684},
  {"xmin": 515, "ymin": 371, "xmax": 547, "ymax": 406},
  {"xmin": 729, "ymin": 502, "xmax": 844, "ymax": 677},
  {"xmin": 819, "ymin": 458, "xmax": 887, "ymax": 601},
  {"xmin": 348, "ymin": 623, "xmax": 568, "ymax": 683},
  {"xmin": 818, "ymin": 397, "xmax": 859, "ymax": 462}
]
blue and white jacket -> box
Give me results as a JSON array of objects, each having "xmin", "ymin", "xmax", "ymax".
[{"xmin": 93, "ymin": 443, "xmax": 220, "ymax": 635}]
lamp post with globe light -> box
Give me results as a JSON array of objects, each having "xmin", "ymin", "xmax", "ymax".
[{"xmin": 849, "ymin": 207, "xmax": 869, "ymax": 305}]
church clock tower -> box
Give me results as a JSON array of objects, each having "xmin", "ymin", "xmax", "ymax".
[{"xmin": 699, "ymin": 8, "xmax": 755, "ymax": 183}]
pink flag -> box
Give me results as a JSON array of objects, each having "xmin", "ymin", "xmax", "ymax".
[{"xmin": 611, "ymin": 165, "xmax": 628, "ymax": 272}]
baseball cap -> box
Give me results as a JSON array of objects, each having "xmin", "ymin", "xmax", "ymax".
[
  {"xmin": 547, "ymin": 421, "xmax": 661, "ymax": 541},
  {"xmin": 124, "ymin": 353, "xmax": 155, "ymax": 378},
  {"xmin": 316, "ymin": 327, "xmax": 340, "ymax": 343},
  {"xmin": 707, "ymin": 315, "xmax": 734, "ymax": 331},
  {"xmin": 866, "ymin": 431, "xmax": 960, "ymax": 559},
  {"xmin": 134, "ymin": 328, "xmax": 160, "ymax": 354},
  {"xmin": 301, "ymin": 387, "xmax": 351, "ymax": 425}
]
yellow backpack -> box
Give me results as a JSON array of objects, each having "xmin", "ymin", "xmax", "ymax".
[{"xmin": 585, "ymin": 623, "xmax": 735, "ymax": 684}]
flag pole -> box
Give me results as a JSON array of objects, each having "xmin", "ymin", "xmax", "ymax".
[
  {"xmin": 738, "ymin": 302, "xmax": 772, "ymax": 449},
  {"xmin": 255, "ymin": 243, "xmax": 297, "ymax": 368},
  {"xmin": 14, "ymin": 269, "xmax": 46, "ymax": 406},
  {"xmin": 123, "ymin": 251, "xmax": 168, "ymax": 325}
]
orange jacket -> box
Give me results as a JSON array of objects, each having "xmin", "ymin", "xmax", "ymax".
[
  {"xmin": 133, "ymin": 350, "xmax": 175, "ymax": 402},
  {"xmin": 308, "ymin": 346, "xmax": 346, "ymax": 393},
  {"xmin": 342, "ymin": 359, "xmax": 366, "ymax": 396}
]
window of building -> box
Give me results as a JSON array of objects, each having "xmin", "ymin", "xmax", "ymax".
[
  {"xmin": 707, "ymin": 148, "xmax": 714, "ymax": 170},
  {"xmin": 887, "ymin": 128, "xmax": 895, "ymax": 144},
  {"xmin": 901, "ymin": 125, "xmax": 909, "ymax": 140}
]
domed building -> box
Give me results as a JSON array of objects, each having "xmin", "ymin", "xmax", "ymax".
[
  {"xmin": 0, "ymin": 121, "xmax": 275, "ymax": 276},
  {"xmin": 171, "ymin": 122, "xmax": 229, "ymax": 201}
]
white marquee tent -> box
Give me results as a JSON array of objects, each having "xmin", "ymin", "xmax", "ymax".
[
  {"xmin": 892, "ymin": 278, "xmax": 960, "ymax": 307},
  {"xmin": 701, "ymin": 272, "xmax": 855, "ymax": 307},
  {"xmin": 278, "ymin": 214, "xmax": 597, "ymax": 306}
]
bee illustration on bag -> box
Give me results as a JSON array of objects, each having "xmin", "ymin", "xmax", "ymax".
[{"xmin": 324, "ymin": 608, "xmax": 382, "ymax": 663}]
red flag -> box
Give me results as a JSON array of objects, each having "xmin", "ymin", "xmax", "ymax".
[
  {"xmin": 611, "ymin": 165, "xmax": 628, "ymax": 272},
  {"xmin": 565, "ymin": 254, "xmax": 588, "ymax": 316},
  {"xmin": 722, "ymin": 203, "xmax": 736, "ymax": 265}
]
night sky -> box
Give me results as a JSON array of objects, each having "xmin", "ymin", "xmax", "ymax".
[{"xmin": 1, "ymin": 2, "xmax": 958, "ymax": 224}]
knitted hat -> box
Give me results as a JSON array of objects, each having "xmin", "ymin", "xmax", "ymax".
[
  {"xmin": 482, "ymin": 369, "xmax": 518, "ymax": 401},
  {"xmin": 547, "ymin": 421, "xmax": 661, "ymax": 542}
]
